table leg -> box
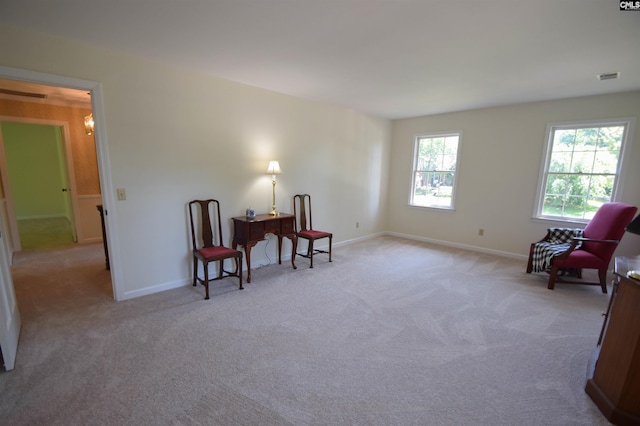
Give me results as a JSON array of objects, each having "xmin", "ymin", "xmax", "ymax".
[
  {"xmin": 277, "ymin": 234, "xmax": 297, "ymax": 270},
  {"xmin": 289, "ymin": 234, "xmax": 297, "ymax": 270},
  {"xmin": 233, "ymin": 239, "xmax": 257, "ymax": 283},
  {"xmin": 243, "ymin": 241, "xmax": 257, "ymax": 283}
]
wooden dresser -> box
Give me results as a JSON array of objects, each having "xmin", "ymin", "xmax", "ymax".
[{"xmin": 585, "ymin": 256, "xmax": 640, "ymax": 425}]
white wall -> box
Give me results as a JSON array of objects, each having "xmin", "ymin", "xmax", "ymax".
[
  {"xmin": 0, "ymin": 26, "xmax": 391, "ymax": 299},
  {"xmin": 389, "ymin": 92, "xmax": 640, "ymax": 258}
]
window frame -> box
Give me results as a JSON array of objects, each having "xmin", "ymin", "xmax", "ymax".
[
  {"xmin": 408, "ymin": 131, "xmax": 463, "ymax": 211},
  {"xmin": 534, "ymin": 117, "xmax": 635, "ymax": 224}
]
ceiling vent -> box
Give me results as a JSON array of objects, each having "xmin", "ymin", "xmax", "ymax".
[
  {"xmin": 597, "ymin": 72, "xmax": 620, "ymax": 81},
  {"xmin": 0, "ymin": 88, "xmax": 47, "ymax": 99}
]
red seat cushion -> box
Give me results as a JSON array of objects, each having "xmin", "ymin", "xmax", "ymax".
[
  {"xmin": 299, "ymin": 229, "xmax": 331, "ymax": 239},
  {"xmin": 197, "ymin": 246, "xmax": 239, "ymax": 259},
  {"xmin": 554, "ymin": 250, "xmax": 608, "ymax": 270}
]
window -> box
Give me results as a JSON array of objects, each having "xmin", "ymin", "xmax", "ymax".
[
  {"xmin": 410, "ymin": 132, "xmax": 461, "ymax": 209},
  {"xmin": 535, "ymin": 119, "xmax": 633, "ymax": 222}
]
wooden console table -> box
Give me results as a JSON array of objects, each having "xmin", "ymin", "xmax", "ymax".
[
  {"xmin": 585, "ymin": 256, "xmax": 640, "ymax": 425},
  {"xmin": 232, "ymin": 213, "xmax": 297, "ymax": 283}
]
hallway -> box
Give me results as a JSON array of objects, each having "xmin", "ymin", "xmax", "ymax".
[{"xmin": 16, "ymin": 217, "xmax": 75, "ymax": 251}]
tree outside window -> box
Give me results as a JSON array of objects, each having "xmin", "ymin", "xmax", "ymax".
[{"xmin": 410, "ymin": 132, "xmax": 461, "ymax": 209}]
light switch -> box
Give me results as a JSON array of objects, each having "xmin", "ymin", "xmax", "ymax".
[{"xmin": 116, "ymin": 188, "xmax": 126, "ymax": 200}]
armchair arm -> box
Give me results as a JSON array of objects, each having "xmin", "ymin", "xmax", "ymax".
[
  {"xmin": 573, "ymin": 237, "xmax": 619, "ymax": 244},
  {"xmin": 551, "ymin": 237, "xmax": 619, "ymax": 261}
]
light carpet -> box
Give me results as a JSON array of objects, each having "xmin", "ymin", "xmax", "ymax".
[{"xmin": 1, "ymin": 236, "xmax": 610, "ymax": 425}]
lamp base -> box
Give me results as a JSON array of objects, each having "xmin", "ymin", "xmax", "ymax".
[{"xmin": 269, "ymin": 209, "xmax": 279, "ymax": 216}]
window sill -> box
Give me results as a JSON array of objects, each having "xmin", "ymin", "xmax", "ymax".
[
  {"xmin": 531, "ymin": 216, "xmax": 589, "ymax": 227},
  {"xmin": 409, "ymin": 204, "xmax": 456, "ymax": 212}
]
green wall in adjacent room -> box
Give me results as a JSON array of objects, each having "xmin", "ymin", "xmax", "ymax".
[{"xmin": 1, "ymin": 122, "xmax": 68, "ymax": 219}]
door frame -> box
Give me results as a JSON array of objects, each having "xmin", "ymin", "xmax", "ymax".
[
  {"xmin": 0, "ymin": 118, "xmax": 80, "ymax": 251},
  {"xmin": 0, "ymin": 210, "xmax": 20, "ymax": 371},
  {"xmin": 0, "ymin": 65, "xmax": 123, "ymax": 301}
]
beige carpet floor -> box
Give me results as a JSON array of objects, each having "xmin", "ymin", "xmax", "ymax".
[{"xmin": 1, "ymin": 236, "xmax": 611, "ymax": 425}]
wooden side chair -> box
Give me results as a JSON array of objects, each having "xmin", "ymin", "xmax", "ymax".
[
  {"xmin": 188, "ymin": 199, "xmax": 243, "ymax": 299},
  {"xmin": 293, "ymin": 194, "xmax": 332, "ymax": 268},
  {"xmin": 526, "ymin": 202, "xmax": 637, "ymax": 292}
]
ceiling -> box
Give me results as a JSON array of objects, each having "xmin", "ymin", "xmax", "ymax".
[{"xmin": 1, "ymin": 1, "xmax": 639, "ymax": 119}]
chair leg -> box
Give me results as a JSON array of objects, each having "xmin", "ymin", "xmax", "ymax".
[
  {"xmin": 328, "ymin": 236, "xmax": 332, "ymax": 262},
  {"xmin": 548, "ymin": 266, "xmax": 559, "ymax": 290},
  {"xmin": 203, "ymin": 261, "xmax": 210, "ymax": 300},
  {"xmin": 598, "ymin": 269, "xmax": 608, "ymax": 294},
  {"xmin": 193, "ymin": 257, "xmax": 198, "ymax": 287},
  {"xmin": 308, "ymin": 240, "xmax": 315, "ymax": 268},
  {"xmin": 237, "ymin": 255, "xmax": 244, "ymax": 290}
]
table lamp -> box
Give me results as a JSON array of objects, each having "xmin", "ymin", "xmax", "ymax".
[{"xmin": 266, "ymin": 160, "xmax": 282, "ymax": 216}]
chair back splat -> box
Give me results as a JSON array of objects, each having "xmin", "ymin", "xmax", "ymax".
[
  {"xmin": 188, "ymin": 199, "xmax": 243, "ymax": 299},
  {"xmin": 526, "ymin": 202, "xmax": 637, "ymax": 292},
  {"xmin": 293, "ymin": 194, "xmax": 333, "ymax": 268}
]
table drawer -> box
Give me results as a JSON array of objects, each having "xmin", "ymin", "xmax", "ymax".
[
  {"xmin": 249, "ymin": 223, "xmax": 265, "ymax": 240},
  {"xmin": 265, "ymin": 219, "xmax": 280, "ymax": 234},
  {"xmin": 280, "ymin": 217, "xmax": 295, "ymax": 234}
]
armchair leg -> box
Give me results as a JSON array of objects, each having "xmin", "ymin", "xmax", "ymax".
[
  {"xmin": 526, "ymin": 244, "xmax": 534, "ymax": 273},
  {"xmin": 598, "ymin": 269, "xmax": 608, "ymax": 294},
  {"xmin": 548, "ymin": 266, "xmax": 559, "ymax": 290}
]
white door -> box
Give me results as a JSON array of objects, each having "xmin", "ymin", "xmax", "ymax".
[{"xmin": 0, "ymin": 211, "xmax": 21, "ymax": 371}]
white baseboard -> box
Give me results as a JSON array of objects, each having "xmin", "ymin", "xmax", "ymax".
[
  {"xmin": 385, "ymin": 231, "xmax": 528, "ymax": 261},
  {"xmin": 121, "ymin": 278, "xmax": 191, "ymax": 301}
]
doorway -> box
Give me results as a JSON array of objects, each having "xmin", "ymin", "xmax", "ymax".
[
  {"xmin": 0, "ymin": 121, "xmax": 77, "ymax": 250},
  {"xmin": 0, "ymin": 66, "xmax": 122, "ymax": 302}
]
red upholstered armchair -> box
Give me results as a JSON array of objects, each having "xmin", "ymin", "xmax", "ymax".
[{"xmin": 526, "ymin": 202, "xmax": 637, "ymax": 292}]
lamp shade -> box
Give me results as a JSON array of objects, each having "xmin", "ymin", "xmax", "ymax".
[
  {"xmin": 626, "ymin": 213, "xmax": 640, "ymax": 236},
  {"xmin": 266, "ymin": 160, "xmax": 282, "ymax": 175}
]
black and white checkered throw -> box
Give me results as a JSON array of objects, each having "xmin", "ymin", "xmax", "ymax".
[{"xmin": 530, "ymin": 228, "xmax": 583, "ymax": 273}]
